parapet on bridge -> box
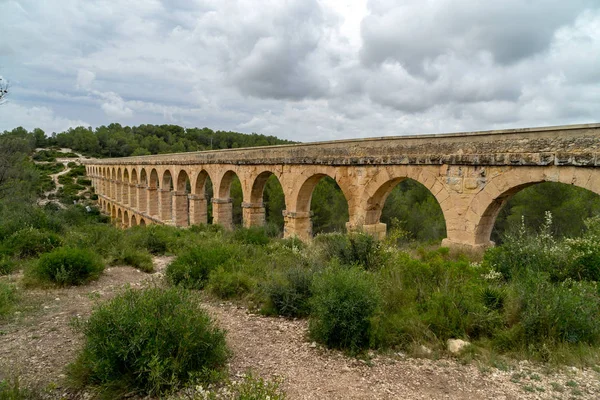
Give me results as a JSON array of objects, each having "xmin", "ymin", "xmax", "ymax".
[{"xmin": 83, "ymin": 123, "xmax": 600, "ymax": 253}]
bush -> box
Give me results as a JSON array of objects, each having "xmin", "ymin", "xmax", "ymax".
[
  {"xmin": 31, "ymin": 247, "xmax": 104, "ymax": 286},
  {"xmin": 113, "ymin": 248, "xmax": 154, "ymax": 273},
  {"xmin": 70, "ymin": 287, "xmax": 228, "ymax": 396},
  {"xmin": 0, "ymin": 255, "xmax": 16, "ymax": 275},
  {"xmin": 5, "ymin": 228, "xmax": 62, "ymax": 258},
  {"xmin": 208, "ymin": 266, "xmax": 255, "ymax": 299},
  {"xmin": 167, "ymin": 243, "xmax": 236, "ymax": 289},
  {"xmin": 233, "ymin": 227, "xmax": 271, "ymax": 246},
  {"xmin": 127, "ymin": 225, "xmax": 176, "ymax": 255},
  {"xmin": 509, "ymin": 275, "xmax": 600, "ymax": 347},
  {"xmin": 0, "ymin": 281, "xmax": 17, "ymax": 318},
  {"xmin": 309, "ymin": 266, "xmax": 381, "ymax": 353},
  {"xmin": 76, "ymin": 177, "xmax": 92, "ymax": 186},
  {"xmin": 263, "ymin": 267, "xmax": 313, "ymax": 318}
]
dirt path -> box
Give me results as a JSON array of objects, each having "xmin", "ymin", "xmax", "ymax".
[
  {"xmin": 1, "ymin": 257, "xmax": 598, "ymax": 399},
  {"xmin": 35, "ymin": 149, "xmax": 86, "ymax": 208}
]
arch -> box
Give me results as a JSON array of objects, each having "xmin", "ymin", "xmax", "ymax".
[
  {"xmin": 288, "ymin": 173, "xmax": 350, "ymax": 238},
  {"xmin": 139, "ymin": 218, "xmax": 147, "ymax": 227},
  {"xmin": 217, "ymin": 170, "xmax": 240, "ymax": 199},
  {"xmin": 131, "ymin": 214, "xmax": 138, "ymax": 226},
  {"xmin": 162, "ymin": 170, "xmax": 173, "ymax": 190},
  {"xmin": 123, "ymin": 169, "xmax": 130, "ymax": 204},
  {"xmin": 117, "ymin": 208, "xmax": 123, "ymax": 227},
  {"xmin": 189, "ymin": 170, "xmax": 212, "ymax": 225},
  {"xmin": 173, "ymin": 169, "xmax": 191, "ymax": 226},
  {"xmin": 140, "ymin": 168, "xmax": 148, "ymax": 186},
  {"xmin": 193, "ymin": 170, "xmax": 211, "ymax": 195},
  {"xmin": 149, "ymin": 169, "xmax": 159, "ymax": 189},
  {"xmin": 123, "ymin": 210, "xmax": 130, "ymax": 228},
  {"xmin": 176, "ymin": 169, "xmax": 191, "ymax": 192},
  {"xmin": 160, "ymin": 170, "xmax": 174, "ymax": 221},
  {"xmin": 248, "ymin": 170, "xmax": 286, "ymax": 230},
  {"xmin": 471, "ymin": 167, "xmax": 600, "ymax": 246},
  {"xmin": 131, "ymin": 168, "xmax": 139, "ymax": 185}
]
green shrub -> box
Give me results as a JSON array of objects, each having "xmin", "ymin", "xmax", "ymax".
[
  {"xmin": 309, "ymin": 266, "xmax": 381, "ymax": 353},
  {"xmin": 167, "ymin": 243, "xmax": 236, "ymax": 289},
  {"xmin": 113, "ymin": 248, "xmax": 154, "ymax": 273},
  {"xmin": 70, "ymin": 287, "xmax": 228, "ymax": 396},
  {"xmin": 313, "ymin": 233, "xmax": 350, "ymax": 262},
  {"xmin": 76, "ymin": 177, "xmax": 92, "ymax": 186},
  {"xmin": 263, "ymin": 267, "xmax": 313, "ymax": 317},
  {"xmin": 340, "ymin": 233, "xmax": 383, "ymax": 270},
  {"xmin": 0, "ymin": 255, "xmax": 16, "ymax": 275},
  {"xmin": 231, "ymin": 373, "xmax": 286, "ymax": 400},
  {"xmin": 233, "ymin": 227, "xmax": 271, "ymax": 246},
  {"xmin": 208, "ymin": 266, "xmax": 255, "ymax": 299},
  {"xmin": 126, "ymin": 225, "xmax": 176, "ymax": 255},
  {"xmin": 0, "ymin": 281, "xmax": 17, "ymax": 318},
  {"xmin": 0, "ymin": 376, "xmax": 44, "ymax": 400},
  {"xmin": 31, "ymin": 247, "xmax": 104, "ymax": 286},
  {"xmin": 510, "ymin": 275, "xmax": 600, "ymax": 347},
  {"xmin": 5, "ymin": 228, "xmax": 62, "ymax": 258},
  {"xmin": 483, "ymin": 213, "xmax": 571, "ymax": 281}
]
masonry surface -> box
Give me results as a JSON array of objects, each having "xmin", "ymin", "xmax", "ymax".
[{"xmin": 83, "ymin": 123, "xmax": 600, "ymax": 253}]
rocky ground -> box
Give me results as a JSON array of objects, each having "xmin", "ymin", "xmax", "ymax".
[{"xmin": 1, "ymin": 257, "xmax": 599, "ymax": 399}]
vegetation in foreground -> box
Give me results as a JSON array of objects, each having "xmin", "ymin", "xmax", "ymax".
[
  {"xmin": 69, "ymin": 287, "xmax": 229, "ymax": 397},
  {"xmin": 3, "ymin": 125, "xmax": 600, "ymax": 398}
]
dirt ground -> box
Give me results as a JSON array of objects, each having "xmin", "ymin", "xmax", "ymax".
[{"xmin": 1, "ymin": 257, "xmax": 599, "ymax": 399}]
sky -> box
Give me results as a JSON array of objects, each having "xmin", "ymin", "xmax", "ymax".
[{"xmin": 1, "ymin": 0, "xmax": 599, "ymax": 142}]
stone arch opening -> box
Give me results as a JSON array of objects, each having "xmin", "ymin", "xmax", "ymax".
[
  {"xmin": 160, "ymin": 170, "xmax": 174, "ymax": 222},
  {"xmin": 123, "ymin": 169, "xmax": 130, "ymax": 205},
  {"xmin": 148, "ymin": 169, "xmax": 160, "ymax": 217},
  {"xmin": 130, "ymin": 169, "xmax": 138, "ymax": 207},
  {"xmin": 481, "ymin": 181, "xmax": 600, "ymax": 245},
  {"xmin": 111, "ymin": 204, "xmax": 116, "ymax": 220},
  {"xmin": 191, "ymin": 170, "xmax": 213, "ymax": 225},
  {"xmin": 116, "ymin": 168, "xmax": 123, "ymax": 202},
  {"xmin": 140, "ymin": 218, "xmax": 147, "ymax": 227},
  {"xmin": 173, "ymin": 170, "xmax": 191, "ymax": 226},
  {"xmin": 294, "ymin": 174, "xmax": 349, "ymax": 237},
  {"xmin": 111, "ymin": 168, "xmax": 117, "ymax": 199},
  {"xmin": 131, "ymin": 214, "xmax": 138, "ymax": 227},
  {"xmin": 214, "ymin": 170, "xmax": 243, "ymax": 229},
  {"xmin": 376, "ymin": 178, "xmax": 447, "ymax": 243},
  {"xmin": 249, "ymin": 171, "xmax": 285, "ymax": 232},
  {"xmin": 123, "ymin": 210, "xmax": 130, "ymax": 228},
  {"xmin": 117, "ymin": 208, "xmax": 122, "ymax": 227}
]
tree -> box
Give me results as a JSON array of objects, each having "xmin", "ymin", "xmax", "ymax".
[{"xmin": 0, "ymin": 76, "xmax": 8, "ymax": 105}]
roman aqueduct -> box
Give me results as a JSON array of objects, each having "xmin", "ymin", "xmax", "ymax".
[{"xmin": 83, "ymin": 123, "xmax": 600, "ymax": 253}]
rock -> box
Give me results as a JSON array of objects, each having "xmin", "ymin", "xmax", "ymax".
[
  {"xmin": 310, "ymin": 341, "xmax": 317, "ymax": 348},
  {"xmin": 419, "ymin": 345, "xmax": 432, "ymax": 355},
  {"xmin": 447, "ymin": 339, "xmax": 470, "ymax": 354}
]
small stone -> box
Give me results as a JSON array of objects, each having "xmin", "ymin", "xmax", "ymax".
[
  {"xmin": 419, "ymin": 345, "xmax": 432, "ymax": 355},
  {"xmin": 310, "ymin": 342, "xmax": 317, "ymax": 348},
  {"xmin": 55, "ymin": 297, "xmax": 60, "ymax": 301},
  {"xmin": 447, "ymin": 338, "xmax": 471, "ymax": 354}
]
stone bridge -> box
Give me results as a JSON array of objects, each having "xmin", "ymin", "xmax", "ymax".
[{"xmin": 82, "ymin": 123, "xmax": 600, "ymax": 253}]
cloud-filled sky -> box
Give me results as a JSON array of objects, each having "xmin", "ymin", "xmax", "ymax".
[{"xmin": 1, "ymin": 0, "xmax": 599, "ymax": 142}]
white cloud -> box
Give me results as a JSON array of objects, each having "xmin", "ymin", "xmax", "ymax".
[
  {"xmin": 0, "ymin": 0, "xmax": 599, "ymax": 140},
  {"xmin": 0, "ymin": 102, "xmax": 89, "ymax": 134}
]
